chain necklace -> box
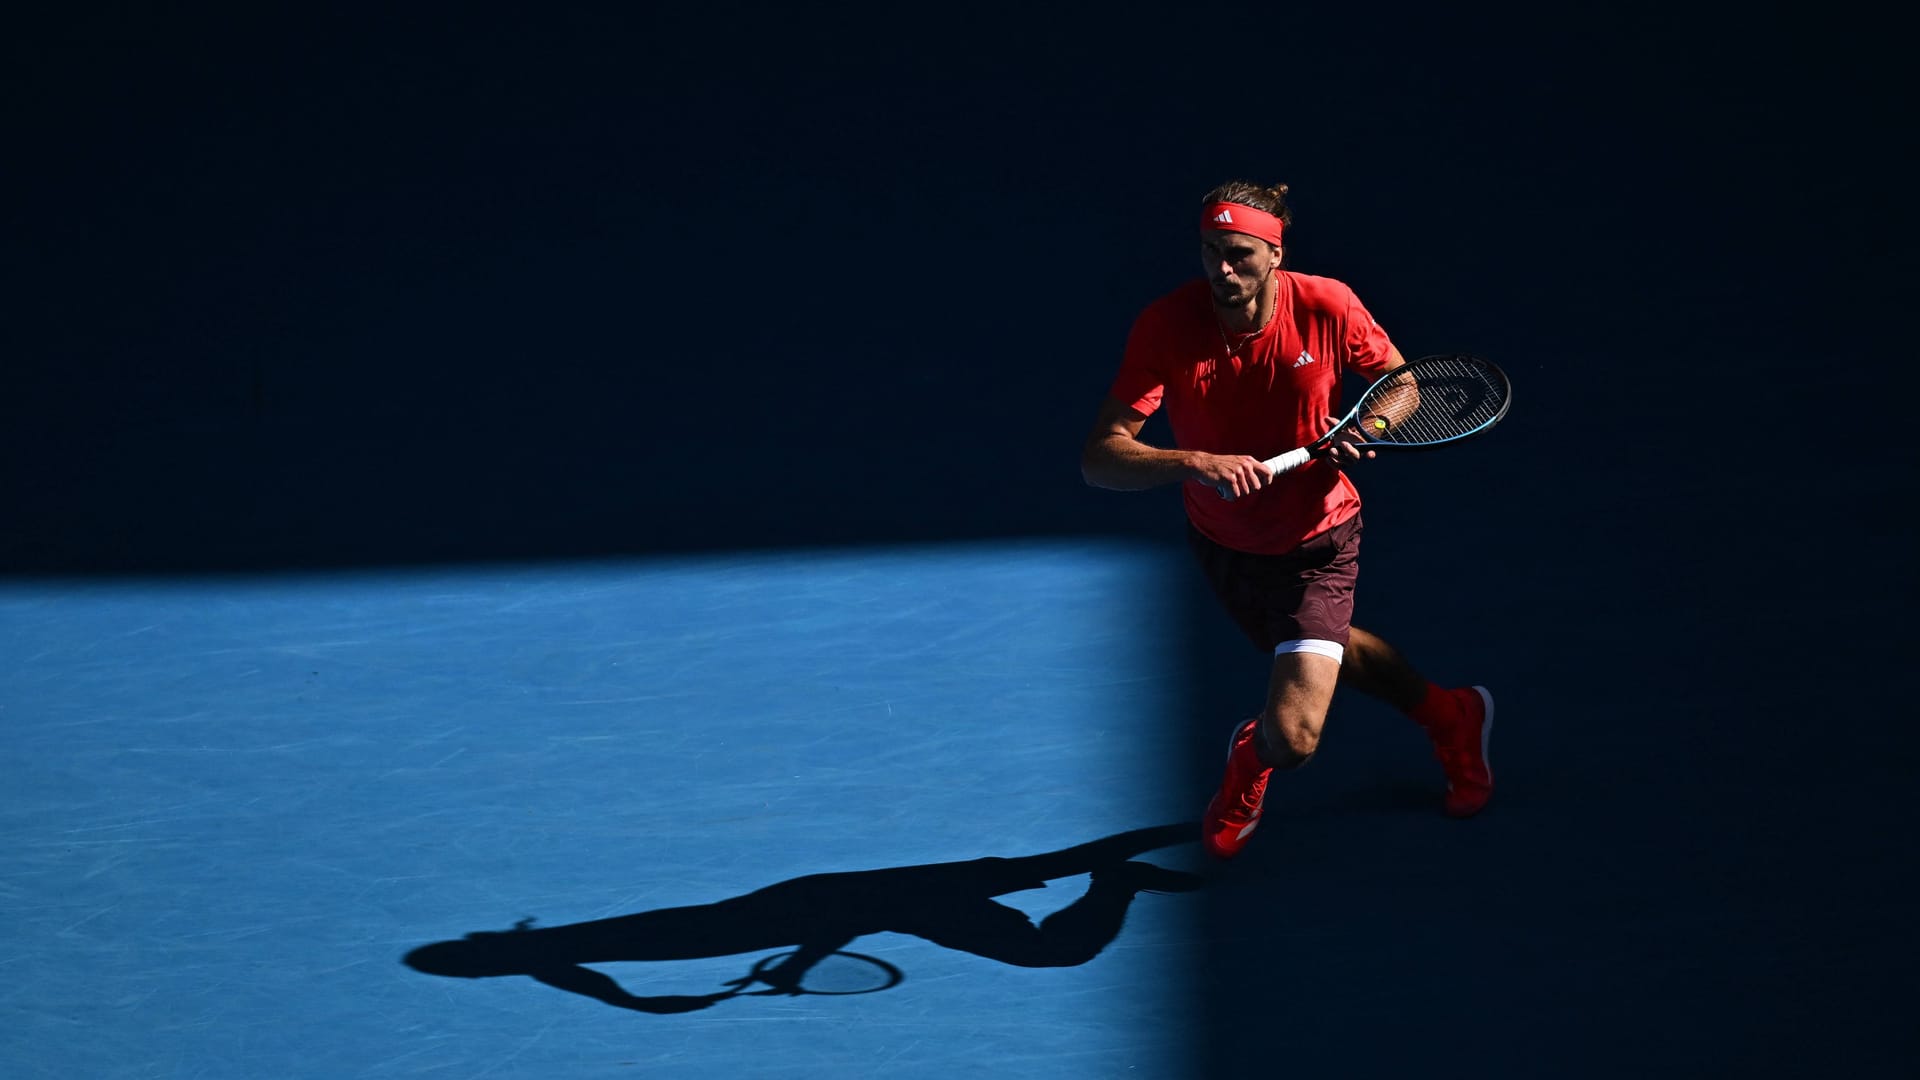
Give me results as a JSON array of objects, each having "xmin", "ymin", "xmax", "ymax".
[{"xmin": 1214, "ymin": 274, "xmax": 1276, "ymax": 356}]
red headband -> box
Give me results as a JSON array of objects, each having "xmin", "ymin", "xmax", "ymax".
[{"xmin": 1201, "ymin": 202, "xmax": 1285, "ymax": 246}]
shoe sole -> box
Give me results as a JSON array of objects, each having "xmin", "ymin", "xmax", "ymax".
[
  {"xmin": 1225, "ymin": 719, "xmax": 1252, "ymax": 760},
  {"xmin": 1471, "ymin": 686, "xmax": 1494, "ymax": 783}
]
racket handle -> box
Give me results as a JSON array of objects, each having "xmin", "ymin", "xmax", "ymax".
[
  {"xmin": 1260, "ymin": 447, "xmax": 1313, "ymax": 476},
  {"xmin": 1215, "ymin": 446, "xmax": 1315, "ymax": 501}
]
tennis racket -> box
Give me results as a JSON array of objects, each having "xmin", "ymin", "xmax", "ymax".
[{"xmin": 1217, "ymin": 352, "xmax": 1511, "ymax": 499}]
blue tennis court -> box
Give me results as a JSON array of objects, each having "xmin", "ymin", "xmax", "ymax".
[
  {"xmin": 10, "ymin": 522, "xmax": 1910, "ymax": 1077},
  {"xmin": 3, "ymin": 541, "xmax": 1219, "ymax": 1078}
]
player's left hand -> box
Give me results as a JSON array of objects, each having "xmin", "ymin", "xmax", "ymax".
[{"xmin": 1321, "ymin": 422, "xmax": 1377, "ymax": 468}]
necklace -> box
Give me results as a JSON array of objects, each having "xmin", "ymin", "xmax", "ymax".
[{"xmin": 1214, "ymin": 275, "xmax": 1276, "ymax": 355}]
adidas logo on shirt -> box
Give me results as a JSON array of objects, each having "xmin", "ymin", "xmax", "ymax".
[{"xmin": 1292, "ymin": 351, "xmax": 1315, "ymax": 368}]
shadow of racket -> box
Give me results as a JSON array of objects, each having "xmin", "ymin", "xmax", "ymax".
[{"xmin": 717, "ymin": 950, "xmax": 904, "ymax": 998}]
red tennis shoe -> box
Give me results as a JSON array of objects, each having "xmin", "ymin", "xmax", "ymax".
[
  {"xmin": 1202, "ymin": 719, "xmax": 1273, "ymax": 859},
  {"xmin": 1425, "ymin": 686, "xmax": 1495, "ymax": 817}
]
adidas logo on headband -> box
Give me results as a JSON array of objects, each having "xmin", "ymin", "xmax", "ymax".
[{"xmin": 1201, "ymin": 201, "xmax": 1284, "ymax": 244}]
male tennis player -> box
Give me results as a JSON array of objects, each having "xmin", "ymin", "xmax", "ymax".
[{"xmin": 1081, "ymin": 180, "xmax": 1493, "ymax": 859}]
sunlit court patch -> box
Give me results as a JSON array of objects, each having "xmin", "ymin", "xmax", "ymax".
[{"xmin": 1, "ymin": 540, "xmax": 1202, "ymax": 1079}]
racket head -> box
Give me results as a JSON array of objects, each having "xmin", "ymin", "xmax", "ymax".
[
  {"xmin": 743, "ymin": 950, "xmax": 904, "ymax": 995},
  {"xmin": 1336, "ymin": 352, "xmax": 1512, "ymax": 449}
]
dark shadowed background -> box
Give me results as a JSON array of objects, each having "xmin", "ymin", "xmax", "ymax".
[{"xmin": 5, "ymin": 4, "xmax": 1915, "ymax": 1075}]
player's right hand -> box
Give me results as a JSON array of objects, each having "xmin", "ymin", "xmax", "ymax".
[{"xmin": 1190, "ymin": 453, "xmax": 1273, "ymax": 500}]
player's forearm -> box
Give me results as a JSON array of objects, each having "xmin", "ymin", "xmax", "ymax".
[{"xmin": 1080, "ymin": 435, "xmax": 1200, "ymax": 491}]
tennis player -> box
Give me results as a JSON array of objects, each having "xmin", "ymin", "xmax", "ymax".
[{"xmin": 1081, "ymin": 180, "xmax": 1494, "ymax": 859}]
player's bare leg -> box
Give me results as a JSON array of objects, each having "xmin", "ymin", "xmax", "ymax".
[
  {"xmin": 1259, "ymin": 651, "xmax": 1340, "ymax": 768},
  {"xmin": 1341, "ymin": 625, "xmax": 1494, "ymax": 817},
  {"xmin": 1338, "ymin": 626, "xmax": 1424, "ymax": 709},
  {"xmin": 1201, "ymin": 651, "xmax": 1339, "ymax": 858}
]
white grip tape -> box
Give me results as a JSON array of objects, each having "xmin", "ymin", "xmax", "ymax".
[
  {"xmin": 1215, "ymin": 445, "xmax": 1313, "ymax": 501},
  {"xmin": 1261, "ymin": 446, "xmax": 1313, "ymax": 476}
]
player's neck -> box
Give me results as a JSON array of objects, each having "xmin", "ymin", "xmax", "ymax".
[{"xmin": 1216, "ymin": 274, "xmax": 1277, "ymax": 335}]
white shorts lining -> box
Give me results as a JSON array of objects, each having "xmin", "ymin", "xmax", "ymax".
[{"xmin": 1273, "ymin": 638, "xmax": 1345, "ymax": 663}]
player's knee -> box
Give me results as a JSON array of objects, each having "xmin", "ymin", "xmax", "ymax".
[
  {"xmin": 1258, "ymin": 721, "xmax": 1320, "ymax": 768},
  {"xmin": 1280, "ymin": 724, "xmax": 1320, "ymax": 762}
]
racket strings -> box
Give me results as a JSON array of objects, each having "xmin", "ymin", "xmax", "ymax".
[{"xmin": 1357, "ymin": 356, "xmax": 1507, "ymax": 445}]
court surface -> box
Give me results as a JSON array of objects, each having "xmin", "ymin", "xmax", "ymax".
[
  {"xmin": 4, "ymin": 540, "xmax": 1215, "ymax": 1079},
  {"xmin": 5, "ymin": 529, "xmax": 1912, "ymax": 1079}
]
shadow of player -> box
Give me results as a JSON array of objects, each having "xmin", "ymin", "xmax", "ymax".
[{"xmin": 403, "ymin": 823, "xmax": 1201, "ymax": 1013}]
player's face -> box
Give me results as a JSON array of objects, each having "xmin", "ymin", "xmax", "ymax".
[{"xmin": 1201, "ymin": 233, "xmax": 1278, "ymax": 308}]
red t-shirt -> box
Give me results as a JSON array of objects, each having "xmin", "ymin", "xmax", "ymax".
[{"xmin": 1107, "ymin": 272, "xmax": 1397, "ymax": 555}]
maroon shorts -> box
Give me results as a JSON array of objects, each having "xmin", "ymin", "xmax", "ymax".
[{"xmin": 1186, "ymin": 514, "xmax": 1362, "ymax": 653}]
